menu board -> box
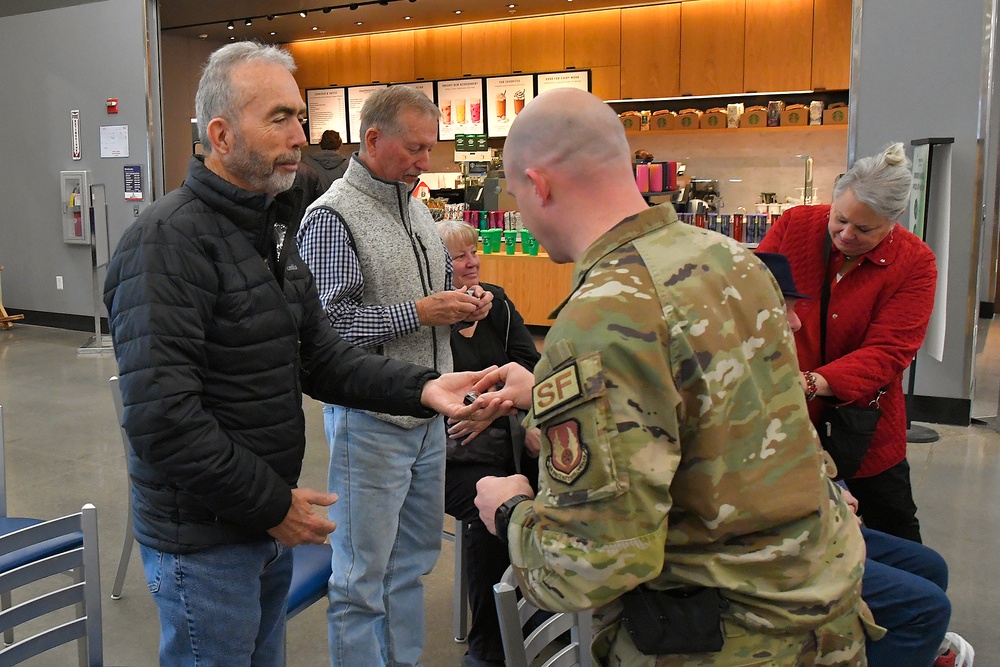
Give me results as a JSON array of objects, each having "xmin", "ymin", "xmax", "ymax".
[
  {"xmin": 392, "ymin": 80, "xmax": 435, "ymax": 102},
  {"xmin": 536, "ymin": 70, "xmax": 592, "ymax": 95},
  {"xmin": 436, "ymin": 78, "xmax": 486, "ymax": 141},
  {"xmin": 485, "ymin": 74, "xmax": 535, "ymax": 138},
  {"xmin": 305, "ymin": 88, "xmax": 348, "ymax": 146},
  {"xmin": 346, "ymin": 84, "xmax": 387, "ymax": 144}
]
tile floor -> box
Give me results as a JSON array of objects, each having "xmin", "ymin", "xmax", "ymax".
[{"xmin": 0, "ymin": 323, "xmax": 996, "ymax": 666}]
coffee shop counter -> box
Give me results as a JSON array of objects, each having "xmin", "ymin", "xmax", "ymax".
[{"xmin": 477, "ymin": 250, "xmax": 574, "ymax": 327}]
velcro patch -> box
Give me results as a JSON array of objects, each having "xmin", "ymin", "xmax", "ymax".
[
  {"xmin": 545, "ymin": 419, "xmax": 589, "ymax": 484},
  {"xmin": 532, "ymin": 363, "xmax": 583, "ymax": 418}
]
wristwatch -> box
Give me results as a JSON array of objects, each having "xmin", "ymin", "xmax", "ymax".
[{"xmin": 494, "ymin": 494, "xmax": 532, "ymax": 546}]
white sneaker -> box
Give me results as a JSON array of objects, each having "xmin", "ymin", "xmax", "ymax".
[{"xmin": 935, "ymin": 632, "xmax": 975, "ymax": 667}]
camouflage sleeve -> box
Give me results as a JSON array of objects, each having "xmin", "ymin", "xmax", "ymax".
[{"xmin": 507, "ymin": 265, "xmax": 681, "ymax": 613}]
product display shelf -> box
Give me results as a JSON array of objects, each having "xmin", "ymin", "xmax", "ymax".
[
  {"xmin": 624, "ymin": 124, "xmax": 847, "ymax": 137},
  {"xmin": 477, "ymin": 249, "xmax": 575, "ymax": 327}
]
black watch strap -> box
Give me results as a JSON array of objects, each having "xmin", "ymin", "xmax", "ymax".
[{"xmin": 494, "ymin": 494, "xmax": 532, "ymax": 546}]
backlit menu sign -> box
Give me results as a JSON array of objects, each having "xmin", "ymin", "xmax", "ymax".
[
  {"xmin": 536, "ymin": 70, "xmax": 592, "ymax": 95},
  {"xmin": 305, "ymin": 88, "xmax": 348, "ymax": 146},
  {"xmin": 485, "ymin": 74, "xmax": 535, "ymax": 138},
  {"xmin": 347, "ymin": 84, "xmax": 387, "ymax": 144},
  {"xmin": 436, "ymin": 78, "xmax": 485, "ymax": 141}
]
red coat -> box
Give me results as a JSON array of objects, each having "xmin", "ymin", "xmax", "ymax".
[{"xmin": 758, "ymin": 204, "xmax": 937, "ymax": 478}]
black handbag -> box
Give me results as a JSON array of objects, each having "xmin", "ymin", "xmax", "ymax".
[{"xmin": 817, "ymin": 233, "xmax": 886, "ymax": 480}]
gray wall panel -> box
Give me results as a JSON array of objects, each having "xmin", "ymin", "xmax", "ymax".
[{"xmin": 0, "ymin": 0, "xmax": 150, "ymax": 317}]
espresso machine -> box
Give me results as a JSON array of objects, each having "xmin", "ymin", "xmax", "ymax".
[{"xmin": 678, "ymin": 179, "xmax": 723, "ymax": 214}]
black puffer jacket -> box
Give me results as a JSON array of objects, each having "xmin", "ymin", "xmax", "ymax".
[{"xmin": 104, "ymin": 156, "xmax": 438, "ymax": 553}]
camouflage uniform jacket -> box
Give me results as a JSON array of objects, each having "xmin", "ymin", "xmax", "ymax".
[{"xmin": 506, "ymin": 204, "xmax": 866, "ymax": 657}]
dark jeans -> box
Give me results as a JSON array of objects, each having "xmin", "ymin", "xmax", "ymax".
[
  {"xmin": 846, "ymin": 458, "xmax": 922, "ymax": 542},
  {"xmin": 444, "ymin": 458, "xmax": 538, "ymax": 663},
  {"xmin": 862, "ymin": 527, "xmax": 951, "ymax": 667}
]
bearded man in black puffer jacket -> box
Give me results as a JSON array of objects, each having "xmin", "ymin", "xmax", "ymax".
[{"xmin": 103, "ymin": 42, "xmax": 481, "ymax": 667}]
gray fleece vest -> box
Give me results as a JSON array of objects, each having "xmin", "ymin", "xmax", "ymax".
[{"xmin": 307, "ymin": 155, "xmax": 452, "ymax": 428}]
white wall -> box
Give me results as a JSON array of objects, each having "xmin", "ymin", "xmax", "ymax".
[{"xmin": 0, "ymin": 0, "xmax": 151, "ymax": 318}]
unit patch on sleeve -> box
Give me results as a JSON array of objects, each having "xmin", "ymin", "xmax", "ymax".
[
  {"xmin": 545, "ymin": 419, "xmax": 589, "ymax": 484},
  {"xmin": 532, "ymin": 363, "xmax": 583, "ymax": 418}
]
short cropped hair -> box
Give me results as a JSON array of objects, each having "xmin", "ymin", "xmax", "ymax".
[
  {"xmin": 320, "ymin": 129, "xmax": 342, "ymax": 150},
  {"xmin": 436, "ymin": 219, "xmax": 478, "ymax": 252},
  {"xmin": 359, "ymin": 86, "xmax": 439, "ymax": 143},
  {"xmin": 195, "ymin": 42, "xmax": 297, "ymax": 154},
  {"xmin": 833, "ymin": 142, "xmax": 912, "ymax": 221}
]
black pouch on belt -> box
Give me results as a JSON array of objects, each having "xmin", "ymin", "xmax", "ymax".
[{"xmin": 618, "ymin": 585, "xmax": 728, "ymax": 655}]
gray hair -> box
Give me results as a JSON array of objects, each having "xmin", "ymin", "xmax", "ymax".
[
  {"xmin": 436, "ymin": 219, "xmax": 478, "ymax": 251},
  {"xmin": 359, "ymin": 86, "xmax": 439, "ymax": 146},
  {"xmin": 195, "ymin": 42, "xmax": 297, "ymax": 154},
  {"xmin": 833, "ymin": 142, "xmax": 912, "ymax": 221}
]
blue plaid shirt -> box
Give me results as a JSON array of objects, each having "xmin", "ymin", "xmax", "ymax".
[{"xmin": 296, "ymin": 207, "xmax": 453, "ymax": 348}]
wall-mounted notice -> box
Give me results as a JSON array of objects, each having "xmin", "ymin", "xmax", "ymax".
[
  {"xmin": 124, "ymin": 165, "xmax": 143, "ymax": 201},
  {"xmin": 100, "ymin": 125, "xmax": 129, "ymax": 158},
  {"xmin": 305, "ymin": 88, "xmax": 348, "ymax": 146},
  {"xmin": 485, "ymin": 74, "xmax": 535, "ymax": 138},
  {"xmin": 71, "ymin": 110, "xmax": 81, "ymax": 160},
  {"xmin": 393, "ymin": 81, "xmax": 435, "ymax": 102},
  {"xmin": 347, "ymin": 84, "xmax": 387, "ymax": 144},
  {"xmin": 437, "ymin": 78, "xmax": 485, "ymax": 141},
  {"xmin": 536, "ymin": 70, "xmax": 592, "ymax": 95}
]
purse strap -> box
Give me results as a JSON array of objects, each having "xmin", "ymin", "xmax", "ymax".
[{"xmin": 819, "ymin": 232, "xmax": 887, "ymax": 408}]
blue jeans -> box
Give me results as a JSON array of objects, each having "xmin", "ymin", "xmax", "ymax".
[
  {"xmin": 139, "ymin": 540, "xmax": 292, "ymax": 667},
  {"xmin": 324, "ymin": 405, "xmax": 445, "ymax": 667},
  {"xmin": 863, "ymin": 526, "xmax": 951, "ymax": 667}
]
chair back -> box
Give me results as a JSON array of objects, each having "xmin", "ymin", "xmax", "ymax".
[
  {"xmin": 493, "ymin": 566, "xmax": 593, "ymax": 667},
  {"xmin": 0, "ymin": 504, "xmax": 102, "ymax": 666}
]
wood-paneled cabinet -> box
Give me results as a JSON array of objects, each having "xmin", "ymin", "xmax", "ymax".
[
  {"xmin": 812, "ymin": 0, "xmax": 852, "ymax": 90},
  {"xmin": 326, "ymin": 35, "xmax": 371, "ymax": 87},
  {"xmin": 461, "ymin": 22, "xmax": 511, "ymax": 76},
  {"xmin": 565, "ymin": 9, "xmax": 621, "ymax": 69},
  {"xmin": 744, "ymin": 0, "xmax": 813, "ymax": 92},
  {"xmin": 511, "ymin": 15, "xmax": 564, "ymax": 73},
  {"xmin": 414, "ymin": 26, "xmax": 463, "ymax": 80},
  {"xmin": 620, "ymin": 4, "xmax": 680, "ymax": 99},
  {"xmin": 680, "ymin": 0, "xmax": 746, "ymax": 96},
  {"xmin": 286, "ymin": 40, "xmax": 329, "ymax": 93},
  {"xmin": 590, "ymin": 66, "xmax": 621, "ymax": 101},
  {"xmin": 370, "ymin": 31, "xmax": 414, "ymax": 83}
]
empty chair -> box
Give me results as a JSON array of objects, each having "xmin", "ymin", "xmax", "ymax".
[
  {"xmin": 0, "ymin": 504, "xmax": 103, "ymax": 667},
  {"xmin": 493, "ymin": 566, "xmax": 593, "ymax": 667},
  {"xmin": 0, "ymin": 405, "xmax": 84, "ymax": 648}
]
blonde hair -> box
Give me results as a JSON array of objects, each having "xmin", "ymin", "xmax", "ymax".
[
  {"xmin": 436, "ymin": 219, "xmax": 478, "ymax": 252},
  {"xmin": 834, "ymin": 142, "xmax": 912, "ymax": 221}
]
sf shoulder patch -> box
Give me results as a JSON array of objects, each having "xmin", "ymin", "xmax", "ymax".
[
  {"xmin": 533, "ymin": 363, "xmax": 583, "ymax": 418},
  {"xmin": 545, "ymin": 419, "xmax": 589, "ymax": 484}
]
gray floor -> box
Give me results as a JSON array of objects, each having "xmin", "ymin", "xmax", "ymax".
[{"xmin": 0, "ymin": 323, "xmax": 997, "ymax": 666}]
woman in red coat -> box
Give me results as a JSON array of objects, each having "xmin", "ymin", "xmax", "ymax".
[{"xmin": 758, "ymin": 143, "xmax": 937, "ymax": 542}]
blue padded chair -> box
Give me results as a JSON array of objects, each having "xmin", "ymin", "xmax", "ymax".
[
  {"xmin": 107, "ymin": 378, "xmax": 333, "ymax": 625},
  {"xmin": 0, "ymin": 405, "xmax": 84, "ymax": 652},
  {"xmin": 493, "ymin": 565, "xmax": 593, "ymax": 667},
  {"xmin": 0, "ymin": 504, "xmax": 102, "ymax": 666}
]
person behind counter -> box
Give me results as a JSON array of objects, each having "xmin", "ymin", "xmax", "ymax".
[
  {"xmin": 436, "ymin": 218, "xmax": 541, "ymax": 667},
  {"xmin": 757, "ymin": 143, "xmax": 937, "ymax": 543},
  {"xmin": 468, "ymin": 87, "xmax": 872, "ymax": 667}
]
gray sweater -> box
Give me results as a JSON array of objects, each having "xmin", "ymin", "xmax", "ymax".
[{"xmin": 306, "ymin": 156, "xmax": 452, "ymax": 428}]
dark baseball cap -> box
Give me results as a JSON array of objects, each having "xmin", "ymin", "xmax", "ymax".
[{"xmin": 756, "ymin": 252, "xmax": 810, "ymax": 300}]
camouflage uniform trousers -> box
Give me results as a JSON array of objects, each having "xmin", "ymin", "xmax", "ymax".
[{"xmin": 594, "ymin": 602, "xmax": 867, "ymax": 667}]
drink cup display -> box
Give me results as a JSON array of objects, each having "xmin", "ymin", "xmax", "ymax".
[
  {"xmin": 441, "ymin": 101, "xmax": 452, "ymax": 125},
  {"xmin": 513, "ymin": 90, "xmax": 525, "ymax": 115},
  {"xmin": 470, "ymin": 98, "xmax": 481, "ymax": 123},
  {"xmin": 504, "ymin": 230, "xmax": 517, "ymax": 254},
  {"xmin": 496, "ymin": 93, "xmax": 506, "ymax": 120},
  {"xmin": 455, "ymin": 98, "xmax": 466, "ymax": 124}
]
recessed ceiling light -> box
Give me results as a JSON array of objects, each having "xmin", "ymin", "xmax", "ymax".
[
  {"xmin": 226, "ymin": 20, "xmax": 234, "ymax": 29},
  {"xmin": 270, "ymin": 31, "xmax": 276, "ymax": 35},
  {"xmin": 404, "ymin": 16, "xmax": 412, "ymax": 20},
  {"xmin": 299, "ymin": 11, "xmax": 307, "ymax": 17},
  {"xmin": 198, "ymin": 33, "xmax": 208, "ymax": 39},
  {"xmin": 454, "ymin": 9, "xmax": 462, "ymax": 14},
  {"xmin": 312, "ymin": 26, "xmax": 319, "ymax": 30},
  {"xmin": 356, "ymin": 21, "xmax": 363, "ymax": 25},
  {"xmin": 508, "ymin": 3, "xmax": 516, "ymax": 7},
  {"xmin": 230, "ymin": 36, "xmax": 236, "ymax": 40},
  {"xmin": 244, "ymin": 18, "xmax": 252, "ymax": 26}
]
